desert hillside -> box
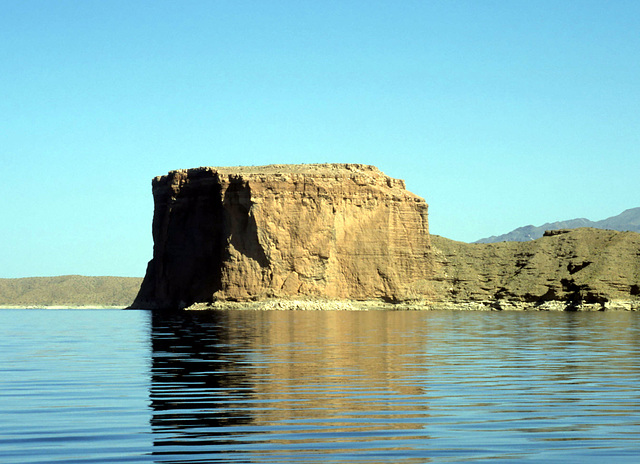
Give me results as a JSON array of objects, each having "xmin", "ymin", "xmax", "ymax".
[
  {"xmin": 431, "ymin": 228, "xmax": 640, "ymax": 309},
  {"xmin": 0, "ymin": 275, "xmax": 143, "ymax": 308}
]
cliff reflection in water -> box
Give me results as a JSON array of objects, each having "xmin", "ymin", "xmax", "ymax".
[
  {"xmin": 149, "ymin": 311, "xmax": 256, "ymax": 448},
  {"xmin": 149, "ymin": 309, "xmax": 640, "ymax": 464},
  {"xmin": 149, "ymin": 310, "xmax": 434, "ymax": 463}
]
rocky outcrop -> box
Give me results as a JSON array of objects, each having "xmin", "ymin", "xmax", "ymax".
[
  {"xmin": 132, "ymin": 164, "xmax": 433, "ymax": 309},
  {"xmin": 430, "ymin": 228, "xmax": 640, "ymax": 310}
]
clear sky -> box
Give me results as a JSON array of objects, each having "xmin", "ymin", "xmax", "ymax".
[{"xmin": 2, "ymin": 0, "xmax": 639, "ymax": 278}]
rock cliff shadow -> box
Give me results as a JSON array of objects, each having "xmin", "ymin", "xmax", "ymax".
[
  {"xmin": 149, "ymin": 310, "xmax": 256, "ymax": 461},
  {"xmin": 223, "ymin": 180, "xmax": 269, "ymax": 267}
]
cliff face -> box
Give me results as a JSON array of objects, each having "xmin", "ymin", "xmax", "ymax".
[{"xmin": 132, "ymin": 164, "xmax": 433, "ymax": 309}]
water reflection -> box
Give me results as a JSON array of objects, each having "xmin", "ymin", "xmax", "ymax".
[
  {"xmin": 150, "ymin": 311, "xmax": 257, "ymax": 459},
  {"xmin": 149, "ymin": 310, "xmax": 435, "ymax": 463},
  {"xmin": 149, "ymin": 310, "xmax": 640, "ymax": 463}
]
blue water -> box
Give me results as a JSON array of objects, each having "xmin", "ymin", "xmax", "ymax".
[{"xmin": 1, "ymin": 309, "xmax": 640, "ymax": 463}]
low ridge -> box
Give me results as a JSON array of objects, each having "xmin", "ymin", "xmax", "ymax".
[
  {"xmin": 432, "ymin": 228, "xmax": 640, "ymax": 310},
  {"xmin": 0, "ymin": 275, "xmax": 143, "ymax": 308}
]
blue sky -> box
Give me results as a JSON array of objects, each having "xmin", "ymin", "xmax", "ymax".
[{"xmin": 2, "ymin": 0, "xmax": 639, "ymax": 278}]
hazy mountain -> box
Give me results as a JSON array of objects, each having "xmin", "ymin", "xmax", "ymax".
[{"xmin": 475, "ymin": 207, "xmax": 640, "ymax": 243}]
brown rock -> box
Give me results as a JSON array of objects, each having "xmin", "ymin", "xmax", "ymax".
[{"xmin": 132, "ymin": 164, "xmax": 433, "ymax": 309}]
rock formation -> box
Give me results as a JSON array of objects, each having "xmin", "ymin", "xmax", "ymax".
[
  {"xmin": 131, "ymin": 163, "xmax": 640, "ymax": 311},
  {"xmin": 132, "ymin": 164, "xmax": 433, "ymax": 309}
]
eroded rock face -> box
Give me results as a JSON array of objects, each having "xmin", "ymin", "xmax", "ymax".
[{"xmin": 132, "ymin": 164, "xmax": 433, "ymax": 309}]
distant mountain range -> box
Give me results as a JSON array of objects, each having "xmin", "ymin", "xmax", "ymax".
[{"xmin": 475, "ymin": 207, "xmax": 640, "ymax": 243}]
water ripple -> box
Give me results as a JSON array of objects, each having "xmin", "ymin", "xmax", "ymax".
[{"xmin": 2, "ymin": 309, "xmax": 640, "ymax": 463}]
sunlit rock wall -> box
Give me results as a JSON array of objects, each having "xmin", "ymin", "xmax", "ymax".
[{"xmin": 132, "ymin": 164, "xmax": 433, "ymax": 309}]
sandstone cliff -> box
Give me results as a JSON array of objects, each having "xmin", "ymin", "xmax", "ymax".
[{"xmin": 132, "ymin": 164, "xmax": 433, "ymax": 309}]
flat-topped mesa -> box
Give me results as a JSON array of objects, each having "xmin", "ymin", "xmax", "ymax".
[{"xmin": 132, "ymin": 163, "xmax": 433, "ymax": 309}]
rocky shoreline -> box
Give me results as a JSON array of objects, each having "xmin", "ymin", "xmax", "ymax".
[
  {"xmin": 185, "ymin": 298, "xmax": 640, "ymax": 312},
  {"xmin": 0, "ymin": 305, "xmax": 129, "ymax": 310}
]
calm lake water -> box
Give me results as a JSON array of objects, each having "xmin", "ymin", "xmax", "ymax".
[{"xmin": 1, "ymin": 309, "xmax": 640, "ymax": 463}]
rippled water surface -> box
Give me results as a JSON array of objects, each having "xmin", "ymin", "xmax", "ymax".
[{"xmin": 1, "ymin": 309, "xmax": 640, "ymax": 463}]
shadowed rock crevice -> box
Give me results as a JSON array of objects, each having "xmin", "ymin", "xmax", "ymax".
[
  {"xmin": 223, "ymin": 179, "xmax": 269, "ymax": 268},
  {"xmin": 133, "ymin": 171, "xmax": 227, "ymax": 309}
]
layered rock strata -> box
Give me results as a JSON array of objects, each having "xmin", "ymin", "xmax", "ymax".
[{"xmin": 132, "ymin": 164, "xmax": 433, "ymax": 309}]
